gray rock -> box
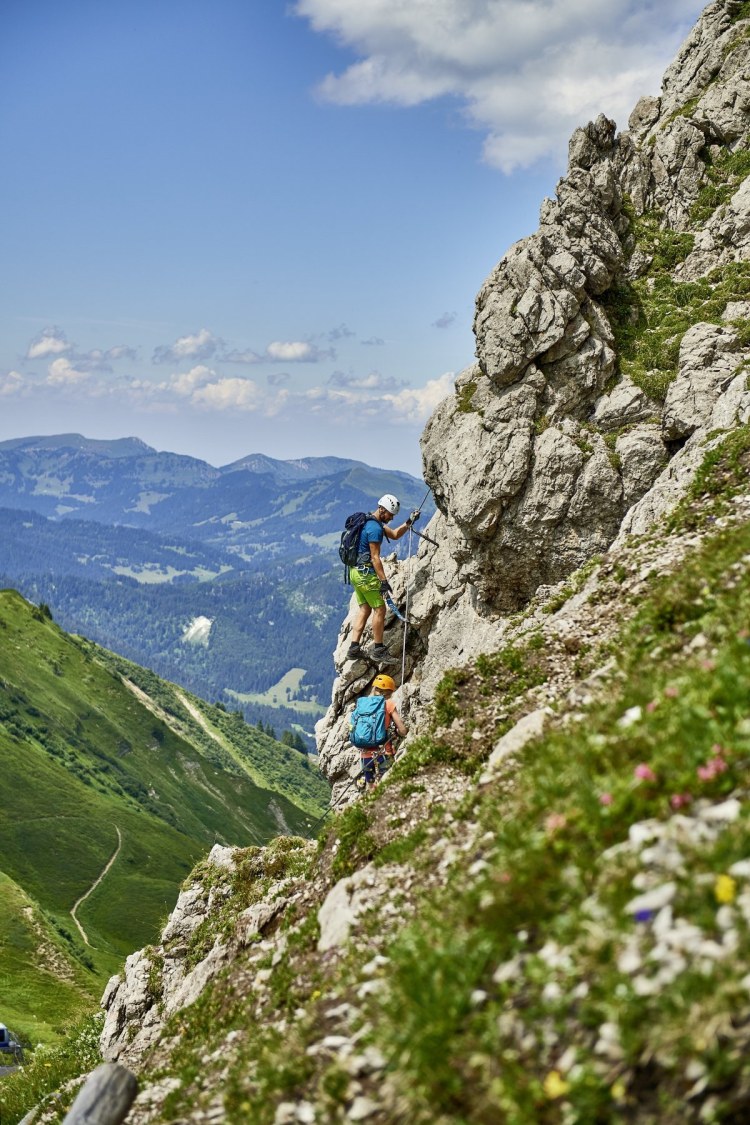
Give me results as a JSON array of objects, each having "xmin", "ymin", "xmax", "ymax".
[
  {"xmin": 682, "ymin": 175, "xmax": 750, "ymax": 279},
  {"xmin": 592, "ymin": 376, "xmax": 659, "ymax": 430},
  {"xmin": 480, "ymin": 710, "xmax": 547, "ymax": 781},
  {"xmin": 628, "ymin": 96, "xmax": 661, "ymax": 134},
  {"xmin": 662, "ymin": 323, "xmax": 744, "ymax": 439},
  {"xmin": 317, "ymin": 864, "xmax": 391, "ymax": 952},
  {"xmin": 650, "ymin": 117, "xmax": 707, "ymax": 229},
  {"xmin": 616, "ymin": 426, "xmax": 669, "ymax": 509}
]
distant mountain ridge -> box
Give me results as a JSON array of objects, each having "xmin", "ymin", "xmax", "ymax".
[
  {"xmin": 0, "ymin": 433, "xmax": 431, "ymax": 564},
  {"xmin": 0, "ymin": 433, "xmax": 153, "ymax": 458}
]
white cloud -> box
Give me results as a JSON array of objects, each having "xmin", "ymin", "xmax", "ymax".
[
  {"xmin": 266, "ymin": 340, "xmax": 335, "ymax": 363},
  {"xmin": 27, "ymin": 326, "xmax": 71, "ymax": 360},
  {"xmin": 105, "ymin": 345, "xmax": 138, "ymax": 361},
  {"xmin": 46, "ymin": 357, "xmax": 90, "ymax": 386},
  {"xmin": 382, "ymin": 371, "xmax": 456, "ymax": 422},
  {"xmin": 223, "ymin": 347, "xmax": 263, "ymax": 364},
  {"xmin": 0, "ymin": 370, "xmax": 28, "ymax": 397},
  {"xmin": 166, "ymin": 365, "xmax": 217, "ymax": 397},
  {"xmin": 19, "ymin": 345, "xmax": 453, "ymax": 432},
  {"xmin": 153, "ymin": 328, "xmax": 221, "ymax": 364},
  {"xmin": 191, "ymin": 377, "xmax": 265, "ymax": 411},
  {"xmin": 294, "ymin": 0, "xmax": 702, "ymax": 171},
  {"xmin": 328, "ymin": 369, "xmax": 400, "ymax": 390}
]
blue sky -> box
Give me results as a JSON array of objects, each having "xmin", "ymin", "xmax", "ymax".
[{"xmin": 0, "ymin": 0, "xmax": 703, "ymax": 477}]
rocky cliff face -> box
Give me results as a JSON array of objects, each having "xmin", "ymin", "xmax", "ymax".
[{"xmin": 316, "ymin": 0, "xmax": 750, "ymax": 799}]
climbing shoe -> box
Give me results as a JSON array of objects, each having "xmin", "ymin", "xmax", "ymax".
[
  {"xmin": 346, "ymin": 642, "xmax": 362, "ymax": 660},
  {"xmin": 369, "ymin": 644, "xmax": 398, "ymax": 666}
]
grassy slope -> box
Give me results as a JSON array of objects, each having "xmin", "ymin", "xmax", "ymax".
[
  {"xmin": 0, "ymin": 588, "xmax": 328, "ymax": 1043},
  {"xmin": 80, "ymin": 640, "xmax": 330, "ymax": 816},
  {"xmin": 0, "ymin": 870, "xmax": 99, "ymax": 1047}
]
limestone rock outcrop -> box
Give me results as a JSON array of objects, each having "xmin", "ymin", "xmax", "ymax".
[{"xmin": 317, "ymin": 0, "xmax": 750, "ymax": 795}]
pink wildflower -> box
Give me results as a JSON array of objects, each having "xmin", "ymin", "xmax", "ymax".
[
  {"xmin": 670, "ymin": 792, "xmax": 693, "ymax": 810},
  {"xmin": 646, "ymin": 700, "xmax": 659, "ymax": 713},
  {"xmin": 663, "ymin": 686, "xmax": 679, "ymax": 699},
  {"xmin": 599, "ymin": 792, "xmax": 613, "ymax": 806},
  {"xmin": 544, "ymin": 813, "xmax": 567, "ymax": 833},
  {"xmin": 697, "ymin": 757, "xmax": 728, "ymax": 782},
  {"xmin": 634, "ymin": 763, "xmax": 657, "ymax": 782}
]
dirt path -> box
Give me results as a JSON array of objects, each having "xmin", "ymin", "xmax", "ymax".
[
  {"xmin": 70, "ymin": 826, "xmax": 122, "ymax": 946},
  {"xmin": 174, "ymin": 689, "xmax": 235, "ymax": 753}
]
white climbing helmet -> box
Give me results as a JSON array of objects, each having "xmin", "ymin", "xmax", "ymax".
[{"xmin": 377, "ymin": 493, "xmax": 400, "ymax": 516}]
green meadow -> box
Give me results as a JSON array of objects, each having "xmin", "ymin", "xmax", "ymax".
[{"xmin": 0, "ymin": 588, "xmax": 329, "ymax": 1044}]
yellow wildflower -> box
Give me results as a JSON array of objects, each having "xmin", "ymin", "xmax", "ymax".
[
  {"xmin": 543, "ymin": 1070, "xmax": 570, "ymax": 1099},
  {"xmin": 611, "ymin": 1080, "xmax": 626, "ymax": 1101},
  {"xmin": 311, "ymin": 989, "xmax": 322, "ymax": 1000},
  {"xmin": 715, "ymin": 874, "xmax": 737, "ymax": 904}
]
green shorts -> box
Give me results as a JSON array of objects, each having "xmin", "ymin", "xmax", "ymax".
[{"xmin": 350, "ymin": 567, "xmax": 384, "ymax": 608}]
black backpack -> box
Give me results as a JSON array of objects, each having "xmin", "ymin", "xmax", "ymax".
[{"xmin": 339, "ymin": 511, "xmax": 369, "ymax": 582}]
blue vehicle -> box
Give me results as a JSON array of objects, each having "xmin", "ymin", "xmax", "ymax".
[{"xmin": 0, "ymin": 1023, "xmax": 24, "ymax": 1064}]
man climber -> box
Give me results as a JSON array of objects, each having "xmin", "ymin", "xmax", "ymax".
[{"xmin": 346, "ymin": 493, "xmax": 418, "ymax": 665}]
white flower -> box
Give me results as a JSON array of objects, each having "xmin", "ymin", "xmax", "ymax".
[
  {"xmin": 653, "ymin": 905, "xmax": 674, "ymax": 937},
  {"xmin": 617, "ymin": 941, "xmax": 642, "ymax": 975},
  {"xmin": 632, "ymin": 975, "xmax": 660, "ymax": 996},
  {"xmin": 493, "ymin": 956, "xmax": 523, "ymax": 984},
  {"xmin": 701, "ymin": 798, "xmax": 741, "ymax": 823},
  {"xmin": 640, "ymin": 841, "xmax": 685, "ymax": 871},
  {"xmin": 626, "ymin": 882, "xmax": 677, "ymax": 915},
  {"xmin": 715, "ymin": 906, "xmax": 736, "ymax": 931},
  {"xmin": 628, "ymin": 820, "xmax": 665, "ymax": 847},
  {"xmin": 618, "ymin": 705, "xmax": 643, "ymax": 728}
]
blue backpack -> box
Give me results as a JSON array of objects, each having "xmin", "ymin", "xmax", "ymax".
[{"xmin": 350, "ymin": 695, "xmax": 388, "ymax": 749}]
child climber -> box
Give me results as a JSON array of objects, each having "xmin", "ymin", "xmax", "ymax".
[{"xmin": 350, "ymin": 673, "xmax": 408, "ymax": 789}]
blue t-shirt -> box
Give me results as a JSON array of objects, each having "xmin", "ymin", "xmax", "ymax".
[{"xmin": 356, "ymin": 517, "xmax": 383, "ymax": 568}]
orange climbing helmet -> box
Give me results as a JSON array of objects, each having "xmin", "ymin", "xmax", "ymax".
[{"xmin": 373, "ymin": 674, "xmax": 396, "ymax": 692}]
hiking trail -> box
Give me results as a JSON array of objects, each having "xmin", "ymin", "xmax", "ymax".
[{"xmin": 70, "ymin": 826, "xmax": 122, "ymax": 946}]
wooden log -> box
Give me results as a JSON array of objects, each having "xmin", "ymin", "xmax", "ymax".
[{"xmin": 62, "ymin": 1063, "xmax": 138, "ymax": 1125}]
